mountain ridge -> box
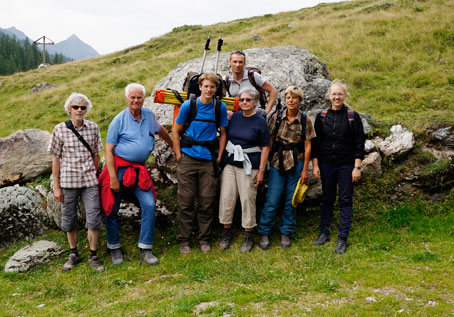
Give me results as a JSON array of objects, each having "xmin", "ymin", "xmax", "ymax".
[{"xmin": 0, "ymin": 27, "xmax": 100, "ymax": 60}]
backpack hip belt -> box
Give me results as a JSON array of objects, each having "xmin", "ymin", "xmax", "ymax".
[
  {"xmin": 180, "ymin": 133, "xmax": 220, "ymax": 177},
  {"xmin": 273, "ymin": 141, "xmax": 304, "ymax": 173}
]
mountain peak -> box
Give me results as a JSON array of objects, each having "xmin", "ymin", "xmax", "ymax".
[{"xmin": 68, "ymin": 34, "xmax": 80, "ymax": 40}]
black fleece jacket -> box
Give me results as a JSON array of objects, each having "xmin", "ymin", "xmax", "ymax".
[{"xmin": 312, "ymin": 105, "xmax": 365, "ymax": 166}]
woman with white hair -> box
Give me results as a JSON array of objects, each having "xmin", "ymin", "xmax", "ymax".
[{"xmin": 218, "ymin": 88, "xmax": 270, "ymax": 252}]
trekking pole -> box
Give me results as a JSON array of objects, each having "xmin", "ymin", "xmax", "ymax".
[
  {"xmin": 215, "ymin": 33, "xmax": 223, "ymax": 74},
  {"xmin": 200, "ymin": 34, "xmax": 211, "ymax": 73}
]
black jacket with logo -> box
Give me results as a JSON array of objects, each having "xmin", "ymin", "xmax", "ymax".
[{"xmin": 312, "ymin": 105, "xmax": 365, "ymax": 166}]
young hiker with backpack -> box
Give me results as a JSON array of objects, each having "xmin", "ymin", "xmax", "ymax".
[
  {"xmin": 311, "ymin": 80, "xmax": 365, "ymax": 254},
  {"xmin": 172, "ymin": 72, "xmax": 229, "ymax": 254},
  {"xmin": 218, "ymin": 88, "xmax": 270, "ymax": 252},
  {"xmin": 225, "ymin": 50, "xmax": 278, "ymax": 115},
  {"xmin": 257, "ymin": 86, "xmax": 315, "ymax": 249}
]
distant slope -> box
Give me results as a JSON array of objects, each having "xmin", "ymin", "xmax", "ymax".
[{"xmin": 45, "ymin": 34, "xmax": 99, "ymax": 60}]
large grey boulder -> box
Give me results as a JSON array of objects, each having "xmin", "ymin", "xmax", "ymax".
[
  {"xmin": 146, "ymin": 46, "xmax": 333, "ymax": 186},
  {"xmin": 376, "ymin": 125, "xmax": 415, "ymax": 159},
  {"xmin": 152, "ymin": 130, "xmax": 178, "ymax": 183},
  {"xmin": 4, "ymin": 240, "xmax": 64, "ymax": 273},
  {"xmin": 0, "ymin": 129, "xmax": 52, "ymax": 187},
  {"xmin": 145, "ymin": 46, "xmax": 332, "ymax": 125},
  {"xmin": 0, "ymin": 186, "xmax": 47, "ymax": 247}
]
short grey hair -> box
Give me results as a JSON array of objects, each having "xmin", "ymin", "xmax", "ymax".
[
  {"xmin": 64, "ymin": 92, "xmax": 93, "ymax": 116},
  {"xmin": 326, "ymin": 79, "xmax": 350, "ymax": 99},
  {"xmin": 239, "ymin": 88, "xmax": 260, "ymax": 101},
  {"xmin": 125, "ymin": 83, "xmax": 146, "ymax": 98}
]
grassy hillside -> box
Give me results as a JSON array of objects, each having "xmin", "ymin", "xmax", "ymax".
[{"xmin": 0, "ymin": 0, "xmax": 453, "ymax": 138}]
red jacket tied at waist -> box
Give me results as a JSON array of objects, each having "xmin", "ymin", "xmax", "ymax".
[{"xmin": 98, "ymin": 155, "xmax": 156, "ymax": 215}]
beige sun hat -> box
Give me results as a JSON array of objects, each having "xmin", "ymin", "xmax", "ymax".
[{"xmin": 292, "ymin": 178, "xmax": 309, "ymax": 207}]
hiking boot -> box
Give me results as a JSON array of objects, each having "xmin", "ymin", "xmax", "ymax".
[
  {"xmin": 219, "ymin": 229, "xmax": 233, "ymax": 250},
  {"xmin": 259, "ymin": 235, "xmax": 270, "ymax": 250},
  {"xmin": 111, "ymin": 248, "xmax": 124, "ymax": 265},
  {"xmin": 139, "ymin": 249, "xmax": 159, "ymax": 266},
  {"xmin": 314, "ymin": 233, "xmax": 330, "ymax": 246},
  {"xmin": 280, "ymin": 234, "xmax": 291, "ymax": 248},
  {"xmin": 200, "ymin": 243, "xmax": 211, "ymax": 253},
  {"xmin": 334, "ymin": 239, "xmax": 348, "ymax": 254},
  {"xmin": 63, "ymin": 253, "xmax": 81, "ymax": 271},
  {"xmin": 240, "ymin": 232, "xmax": 254, "ymax": 253},
  {"xmin": 88, "ymin": 255, "xmax": 104, "ymax": 272},
  {"xmin": 180, "ymin": 245, "xmax": 191, "ymax": 255}
]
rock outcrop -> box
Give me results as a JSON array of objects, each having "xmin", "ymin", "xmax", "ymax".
[
  {"xmin": 0, "ymin": 186, "xmax": 47, "ymax": 247},
  {"xmin": 424, "ymin": 126, "xmax": 454, "ymax": 159},
  {"xmin": 0, "ymin": 129, "xmax": 52, "ymax": 187},
  {"xmin": 30, "ymin": 82, "xmax": 57, "ymax": 94},
  {"xmin": 375, "ymin": 125, "xmax": 415, "ymax": 159},
  {"xmin": 4, "ymin": 240, "xmax": 64, "ymax": 273},
  {"xmin": 362, "ymin": 152, "xmax": 382, "ymax": 179}
]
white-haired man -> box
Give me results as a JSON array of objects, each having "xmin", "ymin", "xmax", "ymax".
[
  {"xmin": 48, "ymin": 92, "xmax": 104, "ymax": 272},
  {"xmin": 100, "ymin": 83, "xmax": 172, "ymax": 266}
]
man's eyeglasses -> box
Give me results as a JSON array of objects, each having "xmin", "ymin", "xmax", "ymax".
[
  {"xmin": 231, "ymin": 50, "xmax": 245, "ymax": 56},
  {"xmin": 240, "ymin": 98, "xmax": 253, "ymax": 102},
  {"xmin": 71, "ymin": 105, "xmax": 87, "ymax": 110}
]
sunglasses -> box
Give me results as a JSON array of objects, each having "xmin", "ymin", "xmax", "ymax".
[
  {"xmin": 240, "ymin": 98, "xmax": 253, "ymax": 102},
  {"xmin": 71, "ymin": 105, "xmax": 87, "ymax": 110},
  {"xmin": 231, "ymin": 50, "xmax": 245, "ymax": 56}
]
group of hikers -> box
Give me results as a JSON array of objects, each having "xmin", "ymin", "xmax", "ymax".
[{"xmin": 48, "ymin": 50, "xmax": 365, "ymax": 272}]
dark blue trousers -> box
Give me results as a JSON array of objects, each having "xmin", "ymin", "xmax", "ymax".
[{"xmin": 319, "ymin": 162, "xmax": 354, "ymax": 240}]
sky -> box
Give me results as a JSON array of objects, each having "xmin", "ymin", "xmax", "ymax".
[{"xmin": 1, "ymin": 0, "xmax": 345, "ymax": 55}]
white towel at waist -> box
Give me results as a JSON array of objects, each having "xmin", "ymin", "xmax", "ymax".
[{"xmin": 225, "ymin": 140, "xmax": 262, "ymax": 175}]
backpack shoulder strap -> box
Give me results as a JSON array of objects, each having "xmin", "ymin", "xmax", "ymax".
[
  {"xmin": 64, "ymin": 120, "xmax": 94, "ymax": 158},
  {"xmin": 345, "ymin": 105, "xmax": 355, "ymax": 128},
  {"xmin": 225, "ymin": 73, "xmax": 231, "ymax": 92},
  {"xmin": 214, "ymin": 97, "xmax": 221, "ymax": 129},
  {"xmin": 247, "ymin": 70, "xmax": 260, "ymax": 92},
  {"xmin": 320, "ymin": 108, "xmax": 329, "ymax": 124},
  {"xmin": 300, "ymin": 110, "xmax": 307, "ymax": 142},
  {"xmin": 274, "ymin": 106, "xmax": 285, "ymax": 136},
  {"xmin": 184, "ymin": 94, "xmax": 198, "ymax": 132}
]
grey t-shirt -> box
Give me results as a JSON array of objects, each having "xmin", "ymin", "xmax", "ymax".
[
  {"xmin": 226, "ymin": 69, "xmax": 267, "ymax": 119},
  {"xmin": 225, "ymin": 69, "xmax": 266, "ymax": 98}
]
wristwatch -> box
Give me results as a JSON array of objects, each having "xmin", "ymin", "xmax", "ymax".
[{"xmin": 354, "ymin": 165, "xmax": 361, "ymax": 171}]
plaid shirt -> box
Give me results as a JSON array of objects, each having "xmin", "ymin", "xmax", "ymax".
[
  {"xmin": 48, "ymin": 120, "xmax": 103, "ymax": 188},
  {"xmin": 268, "ymin": 109, "xmax": 315, "ymax": 171}
]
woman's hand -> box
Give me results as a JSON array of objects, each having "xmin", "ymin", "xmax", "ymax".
[
  {"xmin": 352, "ymin": 168, "xmax": 361, "ymax": 182},
  {"xmin": 300, "ymin": 169, "xmax": 309, "ymax": 185},
  {"xmin": 254, "ymin": 170, "xmax": 265, "ymax": 187},
  {"xmin": 312, "ymin": 165, "xmax": 320, "ymax": 179}
]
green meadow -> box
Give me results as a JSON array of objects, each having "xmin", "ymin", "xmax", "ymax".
[{"xmin": 0, "ymin": 0, "xmax": 453, "ymax": 315}]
